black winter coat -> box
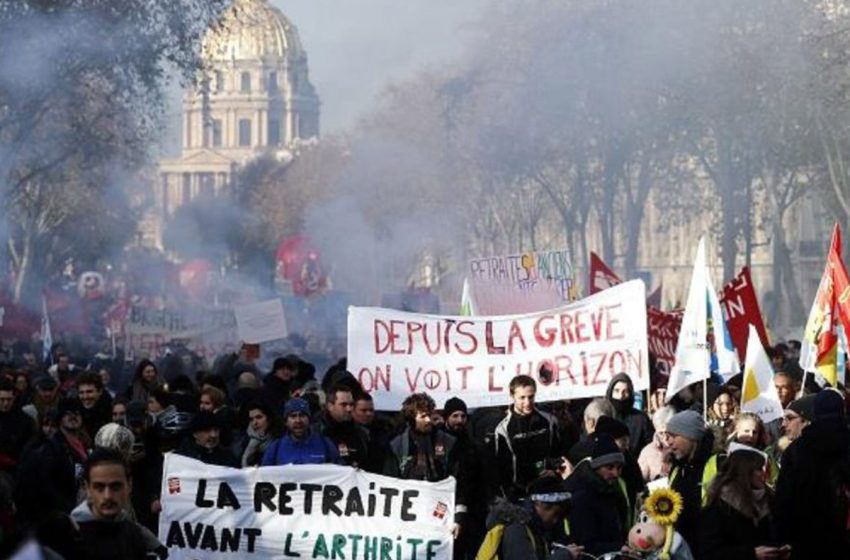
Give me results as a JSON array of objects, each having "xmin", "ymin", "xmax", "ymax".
[
  {"xmin": 605, "ymin": 373, "xmax": 654, "ymax": 457},
  {"xmin": 774, "ymin": 419, "xmax": 850, "ymax": 559},
  {"xmin": 567, "ymin": 469, "xmax": 629, "ymax": 555},
  {"xmin": 698, "ymin": 497, "xmax": 776, "ymax": 560},
  {"xmin": 173, "ymin": 438, "xmax": 239, "ymax": 468},
  {"xmin": 670, "ymin": 430, "xmax": 714, "ymax": 550},
  {"xmin": 78, "ymin": 518, "xmax": 161, "ymax": 560}
]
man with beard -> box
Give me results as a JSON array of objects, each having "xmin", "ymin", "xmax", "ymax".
[
  {"xmin": 71, "ymin": 447, "xmax": 166, "ymax": 559},
  {"xmin": 441, "ymin": 397, "xmax": 488, "ymax": 559},
  {"xmin": 315, "ymin": 384, "xmax": 371, "ymax": 469},
  {"xmin": 174, "ymin": 411, "xmax": 238, "ymax": 467},
  {"xmin": 16, "ymin": 397, "xmax": 89, "ymax": 525},
  {"xmin": 385, "ymin": 393, "xmax": 467, "ymax": 541},
  {"xmin": 77, "ymin": 371, "xmax": 113, "ymax": 439},
  {"xmin": 262, "ymin": 398, "xmax": 340, "ymax": 466},
  {"xmin": 605, "ymin": 373, "xmax": 654, "ymax": 457}
]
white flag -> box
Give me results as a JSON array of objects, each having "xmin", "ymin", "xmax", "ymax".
[
  {"xmin": 40, "ymin": 295, "xmax": 53, "ymax": 364},
  {"xmin": 741, "ymin": 324, "xmax": 784, "ymax": 423},
  {"xmin": 460, "ymin": 277, "xmax": 478, "ymax": 316},
  {"xmin": 666, "ymin": 237, "xmax": 711, "ymax": 402}
]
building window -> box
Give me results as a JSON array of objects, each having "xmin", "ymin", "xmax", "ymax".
[
  {"xmin": 240, "ymin": 72, "xmax": 251, "ymax": 93},
  {"xmin": 238, "ymin": 119, "xmax": 252, "ymax": 146},
  {"xmin": 215, "ymin": 71, "xmax": 224, "ymax": 92},
  {"xmin": 268, "ymin": 71, "xmax": 278, "ymax": 92},
  {"xmin": 182, "ymin": 173, "xmax": 192, "ymax": 204},
  {"xmin": 212, "ymin": 119, "xmax": 223, "ymax": 147},
  {"xmin": 268, "ymin": 119, "xmax": 280, "ymax": 145}
]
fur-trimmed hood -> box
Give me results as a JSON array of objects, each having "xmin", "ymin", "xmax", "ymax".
[{"xmin": 485, "ymin": 498, "xmax": 531, "ymax": 530}]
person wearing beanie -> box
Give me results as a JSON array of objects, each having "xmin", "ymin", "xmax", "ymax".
[
  {"xmin": 173, "ymin": 410, "xmax": 238, "ymax": 467},
  {"xmin": 666, "ymin": 409, "xmax": 714, "ymax": 549},
  {"xmin": 776, "ymin": 395, "xmax": 816, "ymax": 460},
  {"xmin": 605, "ymin": 373, "xmax": 654, "ymax": 457},
  {"xmin": 775, "ymin": 388, "xmax": 850, "ymax": 559},
  {"xmin": 440, "ymin": 396, "xmax": 488, "ymax": 559},
  {"xmin": 567, "ymin": 433, "xmax": 630, "ymax": 556},
  {"xmin": 592, "ymin": 415, "xmax": 646, "ymax": 508},
  {"xmin": 488, "ymin": 475, "xmax": 583, "ymax": 560},
  {"xmin": 262, "ymin": 397, "xmax": 340, "ymax": 466}
]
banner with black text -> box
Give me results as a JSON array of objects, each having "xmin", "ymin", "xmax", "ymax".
[{"xmin": 158, "ymin": 454, "xmax": 455, "ymax": 560}]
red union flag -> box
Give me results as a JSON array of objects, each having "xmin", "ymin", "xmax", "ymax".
[
  {"xmin": 720, "ymin": 267, "xmax": 769, "ymax": 362},
  {"xmin": 589, "ymin": 252, "xmax": 622, "ymax": 295}
]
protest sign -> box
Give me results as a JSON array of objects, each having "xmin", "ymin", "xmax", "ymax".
[
  {"xmin": 349, "ymin": 280, "xmax": 649, "ymax": 409},
  {"xmin": 466, "ymin": 248, "xmax": 577, "ymax": 315},
  {"xmin": 647, "ymin": 307, "xmax": 682, "ymax": 376},
  {"xmin": 234, "ymin": 299, "xmax": 287, "ymax": 344},
  {"xmin": 158, "ymin": 453, "xmax": 455, "ymax": 560},
  {"xmin": 123, "ymin": 305, "xmax": 237, "ymax": 360}
]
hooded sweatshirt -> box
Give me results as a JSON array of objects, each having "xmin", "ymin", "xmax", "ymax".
[
  {"xmin": 71, "ymin": 500, "xmax": 166, "ymax": 559},
  {"xmin": 605, "ymin": 373, "xmax": 654, "ymax": 457}
]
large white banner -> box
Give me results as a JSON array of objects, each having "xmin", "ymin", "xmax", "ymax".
[
  {"xmin": 159, "ymin": 454, "xmax": 455, "ymax": 560},
  {"xmin": 466, "ymin": 248, "xmax": 577, "ymax": 315},
  {"xmin": 349, "ymin": 280, "xmax": 649, "ymax": 409}
]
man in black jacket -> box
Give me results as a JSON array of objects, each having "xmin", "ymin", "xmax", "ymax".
[
  {"xmin": 775, "ymin": 389, "xmax": 850, "ymax": 559},
  {"xmin": 492, "ymin": 375, "xmax": 563, "ymax": 500},
  {"xmin": 315, "ymin": 384, "xmax": 371, "ymax": 469},
  {"xmin": 0, "ymin": 379, "xmax": 34, "ymax": 474},
  {"xmin": 384, "ymin": 393, "xmax": 468, "ymax": 542},
  {"xmin": 666, "ymin": 409, "xmax": 714, "ymax": 549},
  {"xmin": 567, "ymin": 433, "xmax": 630, "ymax": 556},
  {"xmin": 174, "ymin": 411, "xmax": 238, "ymax": 467}
]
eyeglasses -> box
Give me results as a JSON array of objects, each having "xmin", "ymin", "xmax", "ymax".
[{"xmin": 782, "ymin": 414, "xmax": 800, "ymax": 423}]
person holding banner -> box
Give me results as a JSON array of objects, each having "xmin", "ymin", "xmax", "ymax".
[
  {"xmin": 492, "ymin": 375, "xmax": 564, "ymax": 501},
  {"xmin": 384, "ymin": 393, "xmax": 468, "ymax": 541},
  {"xmin": 261, "ymin": 397, "xmax": 341, "ymax": 466}
]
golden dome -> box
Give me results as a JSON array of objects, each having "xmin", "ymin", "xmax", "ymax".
[{"xmin": 202, "ymin": 0, "xmax": 304, "ymax": 62}]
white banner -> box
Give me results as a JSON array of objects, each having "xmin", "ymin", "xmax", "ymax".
[
  {"xmin": 234, "ymin": 299, "xmax": 288, "ymax": 344},
  {"xmin": 159, "ymin": 454, "xmax": 455, "ymax": 560},
  {"xmin": 348, "ymin": 280, "xmax": 649, "ymax": 409}
]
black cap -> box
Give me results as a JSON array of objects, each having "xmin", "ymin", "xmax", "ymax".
[
  {"xmin": 595, "ymin": 415, "xmax": 630, "ymax": 440},
  {"xmin": 34, "ymin": 375, "xmax": 58, "ymax": 391},
  {"xmin": 57, "ymin": 397, "xmax": 83, "ymax": 418},
  {"xmin": 189, "ymin": 410, "xmax": 219, "ymax": 433},
  {"xmin": 442, "ymin": 397, "xmax": 468, "ymax": 418}
]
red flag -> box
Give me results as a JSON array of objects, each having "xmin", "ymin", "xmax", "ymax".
[
  {"xmin": 828, "ymin": 225, "xmax": 850, "ymax": 336},
  {"xmin": 720, "ymin": 267, "xmax": 770, "ymax": 362},
  {"xmin": 589, "ymin": 252, "xmax": 622, "ymax": 295}
]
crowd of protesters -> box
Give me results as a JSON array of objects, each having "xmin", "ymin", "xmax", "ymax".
[{"xmin": 0, "ymin": 339, "xmax": 848, "ymax": 560}]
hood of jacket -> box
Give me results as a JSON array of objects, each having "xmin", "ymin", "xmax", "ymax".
[
  {"xmin": 485, "ymin": 497, "xmax": 531, "ymax": 530},
  {"xmin": 606, "ymin": 372, "xmax": 635, "ymax": 410}
]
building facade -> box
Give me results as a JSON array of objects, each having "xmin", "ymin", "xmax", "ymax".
[{"xmin": 140, "ymin": 0, "xmax": 319, "ymax": 249}]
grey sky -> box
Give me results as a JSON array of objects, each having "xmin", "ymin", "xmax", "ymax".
[{"xmin": 272, "ymin": 0, "xmax": 488, "ymax": 132}]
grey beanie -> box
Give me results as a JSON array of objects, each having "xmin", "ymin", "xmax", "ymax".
[{"xmin": 665, "ymin": 410, "xmax": 706, "ymax": 441}]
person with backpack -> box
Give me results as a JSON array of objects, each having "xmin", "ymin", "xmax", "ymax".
[
  {"xmin": 477, "ymin": 476, "xmax": 583, "ymax": 560},
  {"xmin": 262, "ymin": 398, "xmax": 340, "ymax": 466}
]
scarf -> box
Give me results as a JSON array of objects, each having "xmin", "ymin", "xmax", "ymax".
[{"xmin": 720, "ymin": 485, "xmax": 771, "ymax": 523}]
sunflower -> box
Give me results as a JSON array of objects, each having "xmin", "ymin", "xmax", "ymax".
[{"xmin": 644, "ymin": 488, "xmax": 683, "ymax": 526}]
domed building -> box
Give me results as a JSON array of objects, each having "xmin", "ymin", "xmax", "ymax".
[{"xmin": 142, "ymin": 0, "xmax": 319, "ymax": 249}]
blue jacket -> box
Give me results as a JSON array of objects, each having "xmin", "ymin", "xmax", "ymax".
[{"xmin": 261, "ymin": 431, "xmax": 341, "ymax": 466}]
